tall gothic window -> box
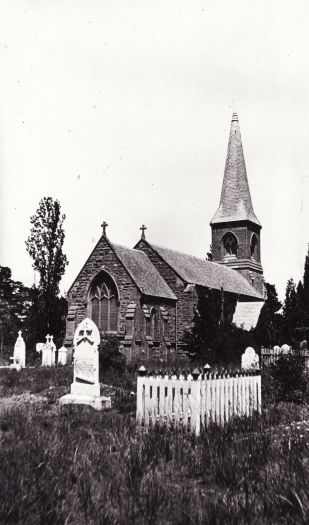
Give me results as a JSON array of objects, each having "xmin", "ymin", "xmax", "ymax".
[
  {"xmin": 250, "ymin": 234, "xmax": 258, "ymax": 260},
  {"xmin": 151, "ymin": 308, "xmax": 160, "ymax": 341},
  {"xmin": 88, "ymin": 272, "xmax": 118, "ymax": 332},
  {"xmin": 223, "ymin": 232, "xmax": 238, "ymax": 257}
]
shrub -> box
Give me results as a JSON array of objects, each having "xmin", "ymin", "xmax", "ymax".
[
  {"xmin": 268, "ymin": 353, "xmax": 307, "ymax": 403},
  {"xmin": 99, "ymin": 335, "xmax": 126, "ymax": 376}
]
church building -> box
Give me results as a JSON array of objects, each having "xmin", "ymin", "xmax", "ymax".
[{"xmin": 64, "ymin": 113, "xmax": 264, "ymax": 360}]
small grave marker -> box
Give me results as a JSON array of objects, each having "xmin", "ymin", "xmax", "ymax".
[
  {"xmin": 58, "ymin": 346, "xmax": 68, "ymax": 365},
  {"xmin": 42, "ymin": 335, "xmax": 54, "ymax": 367},
  {"xmin": 10, "ymin": 331, "xmax": 26, "ymax": 369},
  {"xmin": 241, "ymin": 347, "xmax": 259, "ymax": 370}
]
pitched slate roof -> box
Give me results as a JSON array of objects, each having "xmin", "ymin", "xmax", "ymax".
[
  {"xmin": 233, "ymin": 301, "xmax": 264, "ymax": 330},
  {"xmin": 211, "ymin": 113, "xmax": 261, "ymax": 226},
  {"xmin": 112, "ymin": 243, "xmax": 176, "ymax": 300},
  {"xmin": 147, "ymin": 242, "xmax": 263, "ymax": 300}
]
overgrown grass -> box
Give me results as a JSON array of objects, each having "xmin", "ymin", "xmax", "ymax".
[
  {"xmin": 1, "ymin": 399, "xmax": 309, "ymax": 523},
  {"xmin": 0, "ymin": 366, "xmax": 73, "ymax": 396},
  {"xmin": 1, "ymin": 367, "xmax": 309, "ymax": 523}
]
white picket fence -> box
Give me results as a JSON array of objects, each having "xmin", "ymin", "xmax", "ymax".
[{"xmin": 136, "ymin": 367, "xmax": 261, "ymax": 435}]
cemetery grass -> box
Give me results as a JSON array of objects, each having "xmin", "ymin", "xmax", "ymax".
[{"xmin": 1, "ymin": 370, "xmax": 309, "ymax": 524}]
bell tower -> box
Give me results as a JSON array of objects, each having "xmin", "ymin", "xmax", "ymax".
[{"xmin": 210, "ymin": 113, "xmax": 264, "ymax": 296}]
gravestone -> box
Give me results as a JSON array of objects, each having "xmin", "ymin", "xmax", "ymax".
[
  {"xmin": 300, "ymin": 339, "xmax": 308, "ymax": 351},
  {"xmin": 281, "ymin": 344, "xmax": 291, "ymax": 354},
  {"xmin": 50, "ymin": 335, "xmax": 57, "ymax": 365},
  {"xmin": 59, "ymin": 318, "xmax": 111, "ymax": 410},
  {"xmin": 42, "ymin": 335, "xmax": 54, "ymax": 366},
  {"xmin": 10, "ymin": 331, "xmax": 26, "ymax": 368},
  {"xmin": 241, "ymin": 347, "xmax": 259, "ymax": 370},
  {"xmin": 58, "ymin": 346, "xmax": 68, "ymax": 366},
  {"xmin": 36, "ymin": 342, "xmax": 44, "ymax": 354}
]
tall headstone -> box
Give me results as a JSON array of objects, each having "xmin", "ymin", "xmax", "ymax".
[
  {"xmin": 10, "ymin": 331, "xmax": 26, "ymax": 368},
  {"xmin": 241, "ymin": 347, "xmax": 259, "ymax": 370},
  {"xmin": 59, "ymin": 318, "xmax": 111, "ymax": 410},
  {"xmin": 50, "ymin": 335, "xmax": 57, "ymax": 365},
  {"xmin": 42, "ymin": 335, "xmax": 54, "ymax": 367}
]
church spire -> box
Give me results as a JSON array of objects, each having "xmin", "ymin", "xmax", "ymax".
[{"xmin": 211, "ymin": 113, "xmax": 260, "ymax": 226}]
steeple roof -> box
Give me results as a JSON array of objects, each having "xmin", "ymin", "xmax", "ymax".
[{"xmin": 211, "ymin": 113, "xmax": 261, "ymax": 226}]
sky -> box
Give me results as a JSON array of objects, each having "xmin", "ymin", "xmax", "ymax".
[{"xmin": 1, "ymin": 0, "xmax": 309, "ymax": 301}]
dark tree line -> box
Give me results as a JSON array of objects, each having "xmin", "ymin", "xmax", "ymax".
[
  {"xmin": 0, "ymin": 197, "xmax": 68, "ymax": 362},
  {"xmin": 183, "ymin": 247, "xmax": 309, "ymax": 363}
]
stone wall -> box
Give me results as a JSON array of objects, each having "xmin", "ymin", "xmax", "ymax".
[
  {"xmin": 135, "ymin": 240, "xmax": 198, "ymax": 347},
  {"xmin": 65, "ymin": 236, "xmax": 176, "ymax": 361}
]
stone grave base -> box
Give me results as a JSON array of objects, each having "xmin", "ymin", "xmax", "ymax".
[
  {"xmin": 59, "ymin": 381, "xmax": 111, "ymax": 411},
  {"xmin": 59, "ymin": 393, "xmax": 111, "ymax": 410}
]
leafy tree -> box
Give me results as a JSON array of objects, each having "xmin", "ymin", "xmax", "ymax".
[
  {"xmin": 26, "ymin": 197, "xmax": 68, "ymax": 296},
  {"xmin": 303, "ymin": 246, "xmax": 309, "ymax": 327},
  {"xmin": 0, "ymin": 266, "xmax": 31, "ymax": 356},
  {"xmin": 254, "ymin": 282, "xmax": 283, "ymax": 348},
  {"xmin": 25, "ymin": 197, "xmax": 68, "ymax": 351},
  {"xmin": 282, "ymin": 278, "xmax": 299, "ymax": 344}
]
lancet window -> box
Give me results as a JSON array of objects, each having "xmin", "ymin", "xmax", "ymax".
[{"xmin": 89, "ymin": 272, "xmax": 118, "ymax": 332}]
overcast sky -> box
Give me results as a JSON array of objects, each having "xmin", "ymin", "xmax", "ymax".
[{"xmin": 1, "ymin": 0, "xmax": 309, "ymax": 301}]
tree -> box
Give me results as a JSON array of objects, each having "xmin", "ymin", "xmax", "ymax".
[
  {"xmin": 282, "ymin": 278, "xmax": 299, "ymax": 344},
  {"xmin": 303, "ymin": 246, "xmax": 309, "ymax": 327},
  {"xmin": 26, "ymin": 197, "xmax": 68, "ymax": 296},
  {"xmin": 25, "ymin": 197, "xmax": 68, "ymax": 350},
  {"xmin": 254, "ymin": 282, "xmax": 283, "ymax": 348},
  {"xmin": 0, "ymin": 266, "xmax": 31, "ymax": 356},
  {"xmin": 183, "ymin": 286, "xmax": 238, "ymax": 363}
]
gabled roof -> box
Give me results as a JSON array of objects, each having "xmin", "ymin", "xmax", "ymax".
[
  {"xmin": 144, "ymin": 242, "xmax": 263, "ymax": 300},
  {"xmin": 67, "ymin": 235, "xmax": 176, "ymax": 301},
  {"xmin": 112, "ymin": 243, "xmax": 176, "ymax": 300},
  {"xmin": 211, "ymin": 113, "xmax": 261, "ymax": 226}
]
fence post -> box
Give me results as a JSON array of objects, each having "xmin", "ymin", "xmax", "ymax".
[
  {"xmin": 190, "ymin": 368, "xmax": 201, "ymax": 435},
  {"xmin": 136, "ymin": 365, "xmax": 147, "ymax": 424}
]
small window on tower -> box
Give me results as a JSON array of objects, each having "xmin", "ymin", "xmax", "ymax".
[
  {"xmin": 223, "ymin": 233, "xmax": 238, "ymax": 258},
  {"xmin": 250, "ymin": 234, "xmax": 258, "ymax": 260}
]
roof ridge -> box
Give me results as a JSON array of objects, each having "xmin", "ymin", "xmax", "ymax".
[
  {"xmin": 151, "ymin": 242, "xmax": 230, "ymax": 268},
  {"xmin": 149, "ymin": 241, "xmax": 263, "ymax": 299},
  {"xmin": 113, "ymin": 242, "xmax": 149, "ymax": 257}
]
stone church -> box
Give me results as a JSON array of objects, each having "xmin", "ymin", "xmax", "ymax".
[{"xmin": 64, "ymin": 113, "xmax": 264, "ymax": 360}]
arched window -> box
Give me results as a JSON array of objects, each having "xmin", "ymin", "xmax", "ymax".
[
  {"xmin": 250, "ymin": 234, "xmax": 258, "ymax": 260},
  {"xmin": 223, "ymin": 232, "xmax": 238, "ymax": 257},
  {"xmin": 150, "ymin": 308, "xmax": 160, "ymax": 342},
  {"xmin": 88, "ymin": 272, "xmax": 118, "ymax": 332}
]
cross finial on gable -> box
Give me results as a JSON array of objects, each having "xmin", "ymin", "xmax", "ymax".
[
  {"xmin": 140, "ymin": 224, "xmax": 147, "ymax": 240},
  {"xmin": 101, "ymin": 221, "xmax": 108, "ymax": 236}
]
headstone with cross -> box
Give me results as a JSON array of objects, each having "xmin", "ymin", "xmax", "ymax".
[{"xmin": 59, "ymin": 318, "xmax": 111, "ymax": 410}]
